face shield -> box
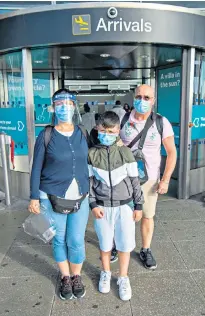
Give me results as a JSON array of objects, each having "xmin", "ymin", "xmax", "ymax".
[{"xmin": 52, "ymin": 92, "xmax": 82, "ymax": 125}]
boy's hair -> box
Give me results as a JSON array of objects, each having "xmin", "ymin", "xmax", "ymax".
[{"xmin": 97, "ymin": 111, "xmax": 120, "ymax": 128}]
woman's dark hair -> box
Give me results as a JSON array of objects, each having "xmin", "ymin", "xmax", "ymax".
[{"xmin": 97, "ymin": 111, "xmax": 120, "ymax": 128}]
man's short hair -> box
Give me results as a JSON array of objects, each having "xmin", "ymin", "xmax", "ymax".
[
  {"xmin": 97, "ymin": 111, "xmax": 120, "ymax": 128},
  {"xmin": 115, "ymin": 100, "xmax": 121, "ymax": 106}
]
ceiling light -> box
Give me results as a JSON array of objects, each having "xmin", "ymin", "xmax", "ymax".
[
  {"xmin": 100, "ymin": 54, "xmax": 110, "ymax": 58},
  {"xmin": 166, "ymin": 59, "xmax": 176, "ymax": 62},
  {"xmin": 141, "ymin": 55, "xmax": 148, "ymax": 59},
  {"xmin": 60, "ymin": 56, "xmax": 70, "ymax": 60},
  {"xmin": 34, "ymin": 60, "xmax": 43, "ymax": 64}
]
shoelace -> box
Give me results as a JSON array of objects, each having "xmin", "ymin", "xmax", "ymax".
[
  {"xmin": 72, "ymin": 276, "xmax": 82, "ymax": 289},
  {"xmin": 145, "ymin": 249, "xmax": 153, "ymax": 261},
  {"xmin": 118, "ymin": 278, "xmax": 129, "ymax": 292},
  {"xmin": 62, "ymin": 277, "xmax": 72, "ymax": 291},
  {"xmin": 101, "ymin": 272, "xmax": 110, "ymax": 284}
]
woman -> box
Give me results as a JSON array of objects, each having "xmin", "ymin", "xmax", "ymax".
[
  {"xmin": 123, "ymin": 103, "xmax": 131, "ymax": 113},
  {"xmin": 28, "ymin": 89, "xmax": 89, "ymax": 300}
]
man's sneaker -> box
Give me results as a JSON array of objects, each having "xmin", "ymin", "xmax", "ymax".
[
  {"xmin": 59, "ymin": 276, "xmax": 73, "ymax": 300},
  {"xmin": 117, "ymin": 276, "xmax": 132, "ymax": 301},
  {"xmin": 139, "ymin": 248, "xmax": 157, "ymax": 270},
  {"xmin": 99, "ymin": 271, "xmax": 111, "ymax": 294},
  {"xmin": 72, "ymin": 275, "xmax": 86, "ymax": 298},
  {"xmin": 110, "ymin": 247, "xmax": 118, "ymax": 263}
]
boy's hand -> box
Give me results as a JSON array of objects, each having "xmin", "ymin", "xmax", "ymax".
[
  {"xmin": 133, "ymin": 210, "xmax": 142, "ymax": 222},
  {"xmin": 92, "ymin": 207, "xmax": 104, "ymax": 219}
]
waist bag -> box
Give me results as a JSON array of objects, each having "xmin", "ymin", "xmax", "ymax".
[{"xmin": 47, "ymin": 194, "xmax": 86, "ymax": 215}]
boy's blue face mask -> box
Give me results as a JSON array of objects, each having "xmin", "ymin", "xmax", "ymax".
[
  {"xmin": 133, "ymin": 99, "xmax": 150, "ymax": 114},
  {"xmin": 55, "ymin": 104, "xmax": 75, "ymax": 123},
  {"xmin": 98, "ymin": 132, "xmax": 118, "ymax": 146}
]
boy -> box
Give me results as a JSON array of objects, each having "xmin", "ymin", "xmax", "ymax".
[{"xmin": 88, "ymin": 111, "xmax": 144, "ymax": 301}]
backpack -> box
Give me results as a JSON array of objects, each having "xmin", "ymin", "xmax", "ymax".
[
  {"xmin": 44, "ymin": 125, "xmax": 90, "ymax": 149},
  {"xmin": 120, "ymin": 112, "xmax": 163, "ymax": 138},
  {"xmin": 120, "ymin": 112, "xmax": 163, "ymax": 185}
]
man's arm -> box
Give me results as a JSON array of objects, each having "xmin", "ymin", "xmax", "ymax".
[{"xmin": 158, "ymin": 135, "xmax": 177, "ymax": 194}]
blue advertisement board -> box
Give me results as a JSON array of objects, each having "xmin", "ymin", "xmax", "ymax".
[
  {"xmin": 33, "ymin": 73, "xmax": 52, "ymax": 125},
  {"xmin": 157, "ymin": 66, "xmax": 181, "ymax": 124},
  {"xmin": 0, "ymin": 108, "xmax": 28, "ymax": 155},
  {"xmin": 157, "ymin": 66, "xmax": 181, "ymax": 157},
  {"xmin": 7, "ymin": 72, "xmax": 52, "ymax": 124},
  {"xmin": 191, "ymin": 105, "xmax": 205, "ymax": 140}
]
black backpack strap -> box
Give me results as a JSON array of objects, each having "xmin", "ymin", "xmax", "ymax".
[
  {"xmin": 127, "ymin": 114, "xmax": 154, "ymax": 149},
  {"xmin": 155, "ymin": 113, "xmax": 163, "ymax": 137},
  {"xmin": 44, "ymin": 125, "xmax": 53, "ymax": 148},
  {"xmin": 120, "ymin": 112, "xmax": 130, "ymax": 130}
]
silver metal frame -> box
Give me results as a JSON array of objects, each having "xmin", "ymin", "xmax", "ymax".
[
  {"xmin": 178, "ymin": 48, "xmax": 195, "ymax": 199},
  {"xmin": 22, "ymin": 49, "xmax": 35, "ymax": 171}
]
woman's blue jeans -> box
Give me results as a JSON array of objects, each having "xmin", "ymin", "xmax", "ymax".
[{"xmin": 40, "ymin": 197, "xmax": 89, "ymax": 264}]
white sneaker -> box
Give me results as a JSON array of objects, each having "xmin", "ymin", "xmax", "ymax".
[
  {"xmin": 117, "ymin": 276, "xmax": 132, "ymax": 301},
  {"xmin": 99, "ymin": 271, "xmax": 111, "ymax": 294}
]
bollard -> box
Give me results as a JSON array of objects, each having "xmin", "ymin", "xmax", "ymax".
[{"xmin": 0, "ymin": 133, "xmax": 11, "ymax": 206}]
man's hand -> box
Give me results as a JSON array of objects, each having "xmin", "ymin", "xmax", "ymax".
[
  {"xmin": 92, "ymin": 207, "xmax": 104, "ymax": 219},
  {"xmin": 133, "ymin": 210, "xmax": 142, "ymax": 222},
  {"xmin": 157, "ymin": 180, "xmax": 169, "ymax": 195},
  {"xmin": 28, "ymin": 200, "xmax": 40, "ymax": 214}
]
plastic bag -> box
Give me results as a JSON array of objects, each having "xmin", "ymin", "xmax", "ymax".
[{"xmin": 23, "ymin": 205, "xmax": 56, "ymax": 243}]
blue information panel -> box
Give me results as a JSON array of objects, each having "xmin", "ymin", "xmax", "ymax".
[
  {"xmin": 157, "ymin": 66, "xmax": 181, "ymax": 157},
  {"xmin": 191, "ymin": 105, "xmax": 205, "ymax": 140},
  {"xmin": 33, "ymin": 73, "xmax": 52, "ymax": 125},
  {"xmin": 7, "ymin": 73, "xmax": 25, "ymax": 107},
  {"xmin": 35, "ymin": 126, "xmax": 45, "ymax": 139},
  {"xmin": 157, "ymin": 66, "xmax": 181, "ymax": 123},
  {"xmin": 0, "ymin": 108, "xmax": 28, "ymax": 155}
]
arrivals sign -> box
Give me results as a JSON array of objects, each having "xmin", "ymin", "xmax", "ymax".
[{"xmin": 72, "ymin": 13, "xmax": 152, "ymax": 36}]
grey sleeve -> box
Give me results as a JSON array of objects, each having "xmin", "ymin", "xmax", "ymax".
[
  {"xmin": 130, "ymin": 177, "xmax": 144, "ymax": 210},
  {"xmin": 89, "ymin": 176, "xmax": 98, "ymax": 210}
]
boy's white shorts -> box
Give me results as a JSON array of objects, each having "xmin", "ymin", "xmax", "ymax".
[{"xmin": 94, "ymin": 203, "xmax": 136, "ymax": 252}]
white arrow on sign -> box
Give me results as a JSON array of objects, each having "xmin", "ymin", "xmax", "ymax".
[
  {"xmin": 193, "ymin": 118, "xmax": 200, "ymax": 128},
  {"xmin": 17, "ymin": 121, "xmax": 24, "ymax": 132}
]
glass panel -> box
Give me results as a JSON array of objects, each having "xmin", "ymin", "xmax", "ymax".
[
  {"xmin": 31, "ymin": 48, "xmax": 56, "ymax": 138},
  {"xmin": 0, "ymin": 51, "xmax": 29, "ymax": 172},
  {"xmin": 191, "ymin": 51, "xmax": 205, "ymax": 169}
]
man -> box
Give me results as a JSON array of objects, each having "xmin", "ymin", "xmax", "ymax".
[
  {"xmin": 111, "ymin": 100, "xmax": 126, "ymax": 120},
  {"xmin": 119, "ymin": 84, "xmax": 177, "ymax": 269},
  {"xmin": 81, "ymin": 103, "xmax": 96, "ymax": 134}
]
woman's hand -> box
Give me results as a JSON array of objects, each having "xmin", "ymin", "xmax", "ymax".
[
  {"xmin": 92, "ymin": 207, "xmax": 104, "ymax": 219},
  {"xmin": 28, "ymin": 200, "xmax": 40, "ymax": 214}
]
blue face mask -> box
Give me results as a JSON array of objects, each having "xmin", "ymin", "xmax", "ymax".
[
  {"xmin": 55, "ymin": 104, "xmax": 75, "ymax": 123},
  {"xmin": 133, "ymin": 99, "xmax": 150, "ymax": 114},
  {"xmin": 98, "ymin": 132, "xmax": 118, "ymax": 146}
]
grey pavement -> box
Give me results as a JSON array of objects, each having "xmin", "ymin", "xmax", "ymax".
[{"xmin": 1, "ymin": 198, "xmax": 205, "ymax": 316}]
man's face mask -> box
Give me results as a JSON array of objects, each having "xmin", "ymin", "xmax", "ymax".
[{"xmin": 133, "ymin": 93, "xmax": 153, "ymax": 114}]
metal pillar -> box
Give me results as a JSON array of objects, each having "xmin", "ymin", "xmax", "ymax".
[
  {"xmin": 178, "ymin": 48, "xmax": 195, "ymax": 199},
  {"xmin": 22, "ymin": 49, "xmax": 35, "ymax": 171},
  {"xmin": 0, "ymin": 133, "xmax": 11, "ymax": 205}
]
